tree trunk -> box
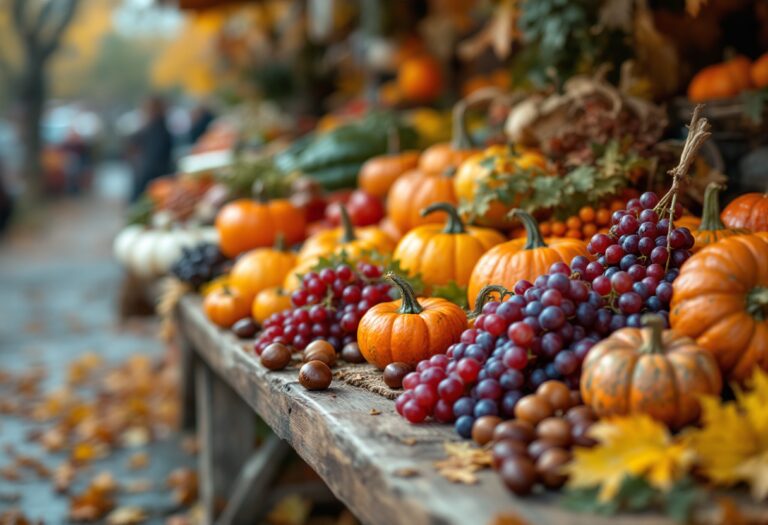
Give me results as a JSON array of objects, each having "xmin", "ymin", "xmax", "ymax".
[{"xmin": 18, "ymin": 67, "xmax": 46, "ymax": 204}]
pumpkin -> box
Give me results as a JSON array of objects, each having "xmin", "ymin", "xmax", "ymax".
[
  {"xmin": 670, "ymin": 234, "xmax": 768, "ymax": 382},
  {"xmin": 393, "ymin": 202, "xmax": 506, "ymax": 291},
  {"xmin": 203, "ymin": 285, "xmax": 252, "ymax": 328},
  {"xmin": 252, "ymin": 287, "xmax": 292, "ymax": 324},
  {"xmin": 358, "ymin": 273, "xmax": 466, "ymax": 369},
  {"xmin": 397, "ymin": 55, "xmax": 442, "ymax": 103},
  {"xmin": 215, "ymin": 198, "xmax": 305, "ymax": 258},
  {"xmin": 113, "ymin": 224, "xmax": 218, "ymax": 279},
  {"xmin": 229, "ymin": 237, "xmax": 297, "ymax": 301},
  {"xmin": 692, "ymin": 182, "xmax": 750, "ymax": 252},
  {"xmin": 580, "ymin": 315, "xmax": 722, "ymax": 429},
  {"xmin": 467, "ymin": 210, "xmax": 590, "ymax": 307},
  {"xmin": 721, "ymin": 192, "xmax": 768, "ymax": 232},
  {"xmin": 688, "ymin": 63, "xmax": 740, "ymax": 102},
  {"xmin": 725, "ymin": 55, "xmax": 753, "ymax": 92},
  {"xmin": 675, "ymin": 215, "xmax": 701, "ymax": 231},
  {"xmin": 751, "ymin": 51, "xmax": 768, "ymax": 88},
  {"xmin": 359, "ymin": 150, "xmax": 420, "ymax": 199},
  {"xmin": 454, "ymin": 145, "xmax": 548, "ymax": 228}
]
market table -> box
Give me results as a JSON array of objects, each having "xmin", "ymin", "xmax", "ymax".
[{"xmin": 174, "ymin": 295, "xmax": 754, "ymax": 525}]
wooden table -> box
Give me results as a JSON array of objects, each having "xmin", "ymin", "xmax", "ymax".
[{"xmin": 174, "ymin": 295, "xmax": 757, "ymax": 525}]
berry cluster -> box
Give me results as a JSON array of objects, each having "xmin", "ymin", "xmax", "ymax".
[
  {"xmin": 171, "ymin": 243, "xmax": 232, "ymax": 289},
  {"xmin": 578, "ymin": 191, "xmax": 693, "ymax": 326},
  {"xmin": 254, "ymin": 263, "xmax": 392, "ymax": 355},
  {"xmin": 395, "ymin": 262, "xmax": 606, "ymax": 434}
]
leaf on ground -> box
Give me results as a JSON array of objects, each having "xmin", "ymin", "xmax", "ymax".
[
  {"xmin": 127, "ymin": 451, "xmax": 149, "ymax": 470},
  {"xmin": 434, "ymin": 442, "xmax": 492, "ymax": 485},
  {"xmin": 167, "ymin": 468, "xmax": 198, "ymax": 505},
  {"xmin": 266, "ymin": 494, "xmax": 312, "ymax": 525},
  {"xmin": 106, "ymin": 506, "xmax": 147, "ymax": 525}
]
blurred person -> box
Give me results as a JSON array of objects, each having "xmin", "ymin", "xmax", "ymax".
[
  {"xmin": 188, "ymin": 103, "xmax": 215, "ymax": 145},
  {"xmin": 130, "ymin": 95, "xmax": 174, "ymax": 202}
]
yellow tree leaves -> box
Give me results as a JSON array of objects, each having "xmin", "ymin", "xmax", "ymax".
[
  {"xmin": 689, "ymin": 369, "xmax": 768, "ymax": 501},
  {"xmin": 565, "ymin": 414, "xmax": 695, "ymax": 502}
]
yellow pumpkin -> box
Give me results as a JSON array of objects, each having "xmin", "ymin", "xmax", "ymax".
[
  {"xmin": 229, "ymin": 238, "xmax": 296, "ymax": 301},
  {"xmin": 252, "ymin": 287, "xmax": 292, "ymax": 324}
]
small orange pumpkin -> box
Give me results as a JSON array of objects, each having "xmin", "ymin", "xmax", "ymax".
[
  {"xmin": 252, "ymin": 287, "xmax": 292, "ymax": 324},
  {"xmin": 359, "ymin": 150, "xmax": 420, "ymax": 199},
  {"xmin": 580, "ymin": 315, "xmax": 722, "ymax": 429},
  {"xmin": 670, "ymin": 233, "xmax": 768, "ymax": 382},
  {"xmin": 215, "ymin": 198, "xmax": 305, "ymax": 258},
  {"xmin": 397, "ymin": 55, "xmax": 442, "ymax": 103},
  {"xmin": 393, "ymin": 202, "xmax": 506, "ymax": 291},
  {"xmin": 751, "ymin": 51, "xmax": 768, "ymax": 88},
  {"xmin": 229, "ymin": 236, "xmax": 297, "ymax": 301},
  {"xmin": 467, "ymin": 210, "xmax": 590, "ymax": 307},
  {"xmin": 358, "ymin": 273, "xmax": 466, "ymax": 369},
  {"xmin": 692, "ymin": 182, "xmax": 750, "ymax": 252},
  {"xmin": 203, "ymin": 285, "xmax": 251, "ymax": 328},
  {"xmin": 721, "ymin": 192, "xmax": 768, "ymax": 232}
]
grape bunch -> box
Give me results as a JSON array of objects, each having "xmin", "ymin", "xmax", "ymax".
[
  {"xmin": 171, "ymin": 242, "xmax": 232, "ymax": 289},
  {"xmin": 577, "ymin": 191, "xmax": 694, "ymax": 327},
  {"xmin": 394, "ymin": 262, "xmax": 619, "ymax": 436},
  {"xmin": 255, "ymin": 263, "xmax": 393, "ymax": 355}
]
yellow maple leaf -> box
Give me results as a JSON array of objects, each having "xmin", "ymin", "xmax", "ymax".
[
  {"xmin": 565, "ymin": 414, "xmax": 695, "ymax": 502},
  {"xmin": 689, "ymin": 367, "xmax": 768, "ymax": 500}
]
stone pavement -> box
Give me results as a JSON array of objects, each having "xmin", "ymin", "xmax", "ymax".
[{"xmin": 0, "ymin": 164, "xmax": 196, "ymax": 523}]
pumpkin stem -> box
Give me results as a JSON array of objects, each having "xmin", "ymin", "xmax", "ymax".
[
  {"xmin": 385, "ymin": 272, "xmax": 424, "ymax": 315},
  {"xmin": 747, "ymin": 287, "xmax": 768, "ymax": 322},
  {"xmin": 699, "ymin": 182, "xmax": 726, "ymax": 231},
  {"xmin": 640, "ymin": 314, "xmax": 665, "ymax": 354},
  {"xmin": 451, "ymin": 87, "xmax": 502, "ymax": 150},
  {"xmin": 469, "ymin": 285, "xmax": 511, "ymax": 318},
  {"xmin": 339, "ymin": 205, "xmax": 357, "ymax": 243},
  {"xmin": 420, "ymin": 202, "xmax": 466, "ymax": 234},
  {"xmin": 510, "ymin": 209, "xmax": 548, "ymax": 249}
]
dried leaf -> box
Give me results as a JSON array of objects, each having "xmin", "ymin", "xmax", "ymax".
[
  {"xmin": 167, "ymin": 468, "xmax": 198, "ymax": 505},
  {"xmin": 266, "ymin": 494, "xmax": 312, "ymax": 525},
  {"xmin": 69, "ymin": 474, "xmax": 116, "ymax": 522},
  {"xmin": 106, "ymin": 506, "xmax": 147, "ymax": 525},
  {"xmin": 123, "ymin": 479, "xmax": 153, "ymax": 494},
  {"xmin": 53, "ymin": 462, "xmax": 76, "ymax": 493},
  {"xmin": 393, "ymin": 467, "xmax": 419, "ymax": 478},
  {"xmin": 127, "ymin": 451, "xmax": 149, "ymax": 470},
  {"xmin": 369, "ymin": 409, "xmax": 381, "ymax": 416},
  {"xmin": 434, "ymin": 442, "xmax": 492, "ymax": 485}
]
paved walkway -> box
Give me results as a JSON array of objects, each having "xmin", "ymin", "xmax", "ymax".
[{"xmin": 0, "ymin": 164, "xmax": 196, "ymax": 523}]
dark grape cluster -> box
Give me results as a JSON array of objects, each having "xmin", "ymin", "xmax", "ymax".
[
  {"xmin": 395, "ymin": 262, "xmax": 608, "ymax": 435},
  {"xmin": 578, "ymin": 190, "xmax": 693, "ymax": 326},
  {"xmin": 171, "ymin": 242, "xmax": 232, "ymax": 289},
  {"xmin": 255, "ymin": 263, "xmax": 393, "ymax": 355}
]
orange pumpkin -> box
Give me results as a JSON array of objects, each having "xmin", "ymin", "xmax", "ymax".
[
  {"xmin": 687, "ymin": 63, "xmax": 740, "ymax": 101},
  {"xmin": 397, "ymin": 55, "xmax": 442, "ymax": 103},
  {"xmin": 215, "ymin": 198, "xmax": 305, "ymax": 258},
  {"xmin": 454, "ymin": 145, "xmax": 548, "ymax": 228},
  {"xmin": 467, "ymin": 210, "xmax": 590, "ymax": 307},
  {"xmin": 580, "ymin": 315, "xmax": 722, "ymax": 429},
  {"xmin": 393, "ymin": 202, "xmax": 506, "ymax": 291},
  {"xmin": 358, "ymin": 273, "xmax": 466, "ymax": 369},
  {"xmin": 721, "ymin": 192, "xmax": 768, "ymax": 232},
  {"xmin": 692, "ymin": 182, "xmax": 750, "ymax": 252},
  {"xmin": 229, "ymin": 237, "xmax": 297, "ymax": 301},
  {"xmin": 203, "ymin": 286, "xmax": 251, "ymax": 328},
  {"xmin": 670, "ymin": 234, "xmax": 768, "ymax": 382},
  {"xmin": 676, "ymin": 215, "xmax": 701, "ymax": 231},
  {"xmin": 751, "ymin": 51, "xmax": 768, "ymax": 88},
  {"xmin": 359, "ymin": 150, "xmax": 420, "ymax": 199},
  {"xmin": 725, "ymin": 55, "xmax": 753, "ymax": 91},
  {"xmin": 252, "ymin": 287, "xmax": 292, "ymax": 324}
]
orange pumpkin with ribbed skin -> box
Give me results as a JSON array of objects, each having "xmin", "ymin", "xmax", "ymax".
[
  {"xmin": 252, "ymin": 287, "xmax": 292, "ymax": 324},
  {"xmin": 692, "ymin": 182, "xmax": 750, "ymax": 252},
  {"xmin": 687, "ymin": 63, "xmax": 740, "ymax": 102},
  {"xmin": 725, "ymin": 55, "xmax": 753, "ymax": 91},
  {"xmin": 229, "ymin": 239, "xmax": 296, "ymax": 301},
  {"xmin": 203, "ymin": 286, "xmax": 251, "ymax": 328},
  {"xmin": 676, "ymin": 215, "xmax": 701, "ymax": 231},
  {"xmin": 359, "ymin": 151, "xmax": 420, "ymax": 198},
  {"xmin": 467, "ymin": 210, "xmax": 590, "ymax": 307},
  {"xmin": 358, "ymin": 273, "xmax": 466, "ymax": 369},
  {"xmin": 721, "ymin": 192, "xmax": 768, "ymax": 232},
  {"xmin": 398, "ymin": 55, "xmax": 442, "ymax": 103},
  {"xmin": 670, "ymin": 234, "xmax": 768, "ymax": 382},
  {"xmin": 455, "ymin": 145, "xmax": 548, "ymax": 228},
  {"xmin": 393, "ymin": 202, "xmax": 506, "ymax": 292},
  {"xmin": 216, "ymin": 198, "xmax": 305, "ymax": 258},
  {"xmin": 580, "ymin": 315, "xmax": 722, "ymax": 429},
  {"xmin": 386, "ymin": 169, "xmax": 459, "ymax": 234}
]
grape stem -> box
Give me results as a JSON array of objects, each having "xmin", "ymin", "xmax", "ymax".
[
  {"xmin": 421, "ymin": 202, "xmax": 466, "ymax": 234},
  {"xmin": 654, "ymin": 105, "xmax": 712, "ymax": 270}
]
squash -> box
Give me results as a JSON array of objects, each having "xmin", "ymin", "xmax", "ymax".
[
  {"xmin": 580, "ymin": 315, "xmax": 722, "ymax": 429},
  {"xmin": 397, "ymin": 55, "xmax": 442, "ymax": 103},
  {"xmin": 215, "ymin": 198, "xmax": 305, "ymax": 258},
  {"xmin": 203, "ymin": 285, "xmax": 251, "ymax": 328},
  {"xmin": 113, "ymin": 224, "xmax": 218, "ymax": 279},
  {"xmin": 252, "ymin": 287, "xmax": 292, "ymax": 324},
  {"xmin": 692, "ymin": 182, "xmax": 749, "ymax": 252},
  {"xmin": 670, "ymin": 233, "xmax": 768, "ymax": 382},
  {"xmin": 467, "ymin": 210, "xmax": 590, "ymax": 307},
  {"xmin": 359, "ymin": 150, "xmax": 420, "ymax": 199},
  {"xmin": 393, "ymin": 202, "xmax": 506, "ymax": 291},
  {"xmin": 751, "ymin": 51, "xmax": 768, "ymax": 88},
  {"xmin": 454, "ymin": 145, "xmax": 548, "ymax": 228},
  {"xmin": 229, "ymin": 237, "xmax": 297, "ymax": 301},
  {"xmin": 721, "ymin": 192, "xmax": 768, "ymax": 232},
  {"xmin": 358, "ymin": 273, "xmax": 466, "ymax": 369}
]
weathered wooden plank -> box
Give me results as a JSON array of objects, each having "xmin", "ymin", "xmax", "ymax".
[{"xmin": 177, "ymin": 295, "xmax": 764, "ymax": 525}]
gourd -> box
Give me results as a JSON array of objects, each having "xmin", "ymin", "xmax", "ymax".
[
  {"xmin": 721, "ymin": 191, "xmax": 768, "ymax": 232},
  {"xmin": 691, "ymin": 182, "xmax": 749, "ymax": 252}
]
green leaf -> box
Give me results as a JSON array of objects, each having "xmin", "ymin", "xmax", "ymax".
[
  {"xmin": 431, "ymin": 281, "xmax": 469, "ymax": 309},
  {"xmin": 663, "ymin": 477, "xmax": 702, "ymax": 523}
]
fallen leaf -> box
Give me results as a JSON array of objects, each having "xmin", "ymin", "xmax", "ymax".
[
  {"xmin": 127, "ymin": 451, "xmax": 149, "ymax": 470},
  {"xmin": 0, "ymin": 465, "xmax": 21, "ymax": 482},
  {"xmin": 167, "ymin": 468, "xmax": 198, "ymax": 505},
  {"xmin": 123, "ymin": 479, "xmax": 153, "ymax": 494},
  {"xmin": 266, "ymin": 494, "xmax": 311, "ymax": 525},
  {"xmin": 53, "ymin": 462, "xmax": 76, "ymax": 493},
  {"xmin": 490, "ymin": 513, "xmax": 530, "ymax": 525},
  {"xmin": 106, "ymin": 506, "xmax": 147, "ymax": 525},
  {"xmin": 181, "ymin": 436, "xmax": 198, "ymax": 455},
  {"xmin": 400, "ymin": 437, "xmax": 417, "ymax": 446},
  {"xmin": 369, "ymin": 408, "xmax": 381, "ymax": 416},
  {"xmin": 434, "ymin": 442, "xmax": 492, "ymax": 485}
]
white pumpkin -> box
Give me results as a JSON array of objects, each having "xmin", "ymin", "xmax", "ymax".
[{"xmin": 113, "ymin": 225, "xmax": 219, "ymax": 279}]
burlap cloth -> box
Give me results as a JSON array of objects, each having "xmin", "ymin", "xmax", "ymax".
[{"xmin": 334, "ymin": 364, "xmax": 400, "ymax": 400}]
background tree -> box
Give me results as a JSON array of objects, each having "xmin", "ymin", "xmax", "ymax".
[{"xmin": 0, "ymin": 0, "xmax": 81, "ymax": 200}]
